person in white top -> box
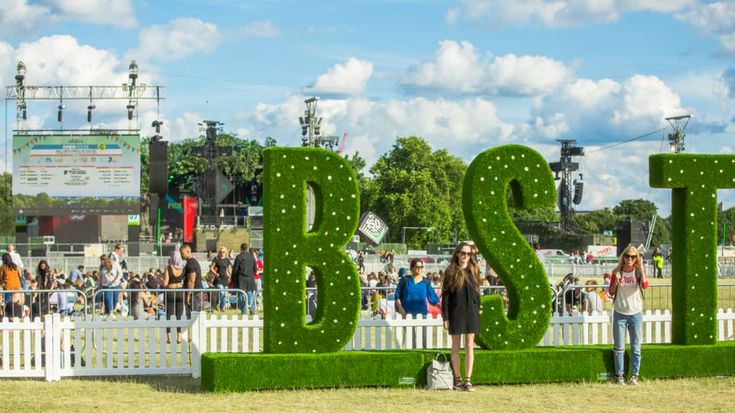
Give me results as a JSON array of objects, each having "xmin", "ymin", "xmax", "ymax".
[
  {"xmin": 6, "ymin": 244, "xmax": 24, "ymax": 273},
  {"xmin": 585, "ymin": 280, "xmax": 604, "ymax": 315},
  {"xmin": 608, "ymin": 245, "xmax": 649, "ymax": 386}
]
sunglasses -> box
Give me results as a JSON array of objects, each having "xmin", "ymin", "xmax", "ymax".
[
  {"xmin": 623, "ymin": 254, "xmax": 638, "ymax": 260},
  {"xmin": 458, "ymin": 251, "xmax": 473, "ymax": 257},
  {"xmin": 413, "ymin": 266, "xmax": 424, "ymax": 270}
]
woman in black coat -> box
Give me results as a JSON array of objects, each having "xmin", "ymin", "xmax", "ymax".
[{"xmin": 442, "ymin": 242, "xmax": 481, "ymax": 391}]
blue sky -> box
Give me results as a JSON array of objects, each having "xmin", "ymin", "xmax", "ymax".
[{"xmin": 1, "ymin": 0, "xmax": 734, "ymax": 215}]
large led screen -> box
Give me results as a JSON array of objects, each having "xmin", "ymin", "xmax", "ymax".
[{"xmin": 12, "ymin": 134, "xmax": 141, "ymax": 215}]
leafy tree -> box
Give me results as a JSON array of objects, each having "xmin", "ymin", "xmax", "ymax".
[
  {"xmin": 363, "ymin": 136, "xmax": 467, "ymax": 248},
  {"xmin": 717, "ymin": 206, "xmax": 735, "ymax": 245},
  {"xmin": 612, "ymin": 199, "xmax": 658, "ymax": 221},
  {"xmin": 571, "ymin": 208, "xmax": 617, "ymax": 234}
]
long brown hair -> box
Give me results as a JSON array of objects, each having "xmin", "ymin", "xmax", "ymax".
[
  {"xmin": 99, "ymin": 254, "xmax": 113, "ymax": 271},
  {"xmin": 442, "ymin": 242, "xmax": 480, "ymax": 293}
]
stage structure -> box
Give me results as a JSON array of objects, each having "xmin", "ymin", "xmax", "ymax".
[{"xmin": 5, "ymin": 61, "xmax": 164, "ymax": 255}]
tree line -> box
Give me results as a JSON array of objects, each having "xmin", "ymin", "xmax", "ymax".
[{"xmin": 3, "ymin": 134, "xmax": 735, "ymax": 251}]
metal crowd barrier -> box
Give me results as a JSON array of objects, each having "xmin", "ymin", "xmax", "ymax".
[
  {"xmin": 0, "ymin": 288, "xmax": 87, "ymax": 319},
  {"xmin": 89, "ymin": 288, "xmax": 249, "ymax": 319}
]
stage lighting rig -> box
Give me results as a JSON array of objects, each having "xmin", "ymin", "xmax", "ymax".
[{"xmin": 549, "ymin": 139, "xmax": 585, "ymax": 231}]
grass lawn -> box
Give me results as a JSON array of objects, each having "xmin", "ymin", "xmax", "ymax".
[{"xmin": 5, "ymin": 376, "xmax": 734, "ymax": 412}]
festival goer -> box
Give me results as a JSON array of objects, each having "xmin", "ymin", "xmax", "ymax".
[
  {"xmin": 442, "ymin": 243, "xmax": 481, "ymax": 391},
  {"xmin": 0, "ymin": 253, "xmax": 24, "ymax": 318},
  {"xmin": 608, "ymin": 245, "xmax": 649, "ymax": 385},
  {"xmin": 652, "ymin": 247, "xmax": 664, "ymax": 279},
  {"xmin": 395, "ymin": 259, "xmax": 440, "ymax": 317},
  {"xmin": 232, "ymin": 243, "xmax": 257, "ymax": 315},
  {"xmin": 357, "ymin": 251, "xmax": 365, "ymax": 274},
  {"xmin": 128, "ymin": 278, "xmax": 151, "ymax": 320},
  {"xmin": 162, "ymin": 250, "xmax": 186, "ymax": 343},
  {"xmin": 5, "ymin": 245, "xmax": 24, "ymax": 275},
  {"xmin": 98, "ymin": 254, "xmax": 121, "ymax": 315},
  {"xmin": 69, "ymin": 265, "xmax": 85, "ymax": 289},
  {"xmin": 253, "ymin": 249, "xmax": 263, "ymax": 309},
  {"xmin": 585, "ymin": 280, "xmax": 604, "ymax": 314},
  {"xmin": 34, "ymin": 260, "xmax": 53, "ymax": 315},
  {"xmin": 564, "ymin": 277, "xmax": 588, "ymax": 315},
  {"xmin": 180, "ymin": 244, "xmax": 203, "ymax": 314},
  {"xmin": 210, "ymin": 246, "xmax": 232, "ymax": 311}
]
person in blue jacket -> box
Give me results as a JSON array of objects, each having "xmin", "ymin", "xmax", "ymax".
[{"xmin": 395, "ymin": 258, "xmax": 441, "ymax": 317}]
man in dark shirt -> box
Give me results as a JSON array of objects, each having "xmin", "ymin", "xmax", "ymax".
[
  {"xmin": 564, "ymin": 284, "xmax": 588, "ymax": 315},
  {"xmin": 232, "ymin": 243, "xmax": 257, "ymax": 315},
  {"xmin": 180, "ymin": 244, "xmax": 203, "ymax": 313}
]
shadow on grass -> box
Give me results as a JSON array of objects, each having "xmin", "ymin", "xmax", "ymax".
[{"xmin": 77, "ymin": 375, "xmax": 202, "ymax": 394}]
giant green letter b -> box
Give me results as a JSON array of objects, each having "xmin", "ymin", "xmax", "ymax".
[{"xmin": 262, "ymin": 147, "xmax": 361, "ymax": 353}]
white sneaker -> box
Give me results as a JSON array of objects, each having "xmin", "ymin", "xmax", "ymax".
[
  {"xmin": 614, "ymin": 375, "xmax": 626, "ymax": 385},
  {"xmin": 629, "ymin": 375, "xmax": 638, "ymax": 386}
]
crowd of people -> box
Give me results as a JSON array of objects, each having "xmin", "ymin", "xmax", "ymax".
[
  {"xmin": 2, "ymin": 241, "xmax": 650, "ymax": 387},
  {"xmin": 0, "ymin": 243, "xmax": 264, "ymax": 324}
]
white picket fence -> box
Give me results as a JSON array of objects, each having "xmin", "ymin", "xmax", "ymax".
[{"xmin": 1, "ymin": 309, "xmax": 733, "ymax": 381}]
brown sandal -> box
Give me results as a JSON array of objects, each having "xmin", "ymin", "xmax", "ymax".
[
  {"xmin": 464, "ymin": 378, "xmax": 475, "ymax": 392},
  {"xmin": 453, "ymin": 377, "xmax": 464, "ymax": 391}
]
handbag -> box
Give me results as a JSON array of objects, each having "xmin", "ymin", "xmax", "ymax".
[{"xmin": 426, "ymin": 353, "xmax": 453, "ymax": 390}]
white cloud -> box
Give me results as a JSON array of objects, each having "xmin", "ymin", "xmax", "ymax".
[
  {"xmin": 304, "ymin": 58, "xmax": 374, "ymax": 97},
  {"xmin": 676, "ymin": 1, "xmax": 735, "ymax": 54},
  {"xmin": 235, "ymin": 94, "xmax": 520, "ymax": 166},
  {"xmin": 445, "ymin": 7, "xmax": 460, "ymax": 25},
  {"xmin": 531, "ymin": 75, "xmax": 686, "ymax": 143},
  {"xmin": 401, "ymin": 40, "xmax": 574, "ymax": 96},
  {"xmin": 0, "ymin": 0, "xmax": 135, "ymax": 35},
  {"xmin": 575, "ymin": 141, "xmax": 669, "ymax": 211},
  {"xmin": 238, "ymin": 20, "xmax": 279, "ymax": 38},
  {"xmin": 129, "ymin": 18, "xmax": 221, "ymax": 62},
  {"xmin": 0, "ymin": 0, "xmax": 49, "ymax": 35},
  {"xmin": 48, "ymin": 0, "xmax": 136, "ymax": 28},
  {"xmin": 14, "ymin": 35, "xmax": 128, "ymax": 85},
  {"xmin": 452, "ymin": 0, "xmax": 695, "ymax": 28}
]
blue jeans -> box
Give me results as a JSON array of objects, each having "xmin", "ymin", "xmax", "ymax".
[
  {"xmin": 103, "ymin": 285, "xmax": 120, "ymax": 314},
  {"xmin": 238, "ymin": 291, "xmax": 255, "ymax": 315},
  {"xmin": 613, "ymin": 311, "xmax": 643, "ymax": 376},
  {"xmin": 215, "ymin": 283, "xmax": 228, "ymax": 310}
]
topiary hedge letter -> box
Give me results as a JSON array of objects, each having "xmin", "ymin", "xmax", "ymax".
[
  {"xmin": 463, "ymin": 145, "xmax": 557, "ymax": 349},
  {"xmin": 262, "ymin": 147, "xmax": 361, "ymax": 353},
  {"xmin": 649, "ymin": 154, "xmax": 734, "ymax": 345}
]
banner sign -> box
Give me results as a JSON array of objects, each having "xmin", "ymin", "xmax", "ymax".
[
  {"xmin": 357, "ymin": 211, "xmax": 389, "ymax": 245},
  {"xmin": 12, "ymin": 134, "xmax": 141, "ymax": 215}
]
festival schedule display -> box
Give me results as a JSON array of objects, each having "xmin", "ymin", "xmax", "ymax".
[{"xmin": 12, "ymin": 134, "xmax": 141, "ymax": 215}]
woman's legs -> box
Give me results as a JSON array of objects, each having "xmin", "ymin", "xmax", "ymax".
[
  {"xmin": 464, "ymin": 333, "xmax": 475, "ymax": 380},
  {"xmin": 165, "ymin": 290, "xmax": 176, "ymax": 341},
  {"xmin": 450, "ymin": 334, "xmax": 463, "ymax": 386},
  {"xmin": 628, "ymin": 312, "xmax": 643, "ymax": 377},
  {"xmin": 612, "ymin": 311, "xmax": 628, "ymax": 381}
]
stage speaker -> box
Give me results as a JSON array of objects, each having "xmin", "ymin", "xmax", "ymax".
[
  {"xmin": 616, "ymin": 220, "xmax": 647, "ymax": 256},
  {"xmin": 149, "ymin": 141, "xmax": 168, "ymax": 193}
]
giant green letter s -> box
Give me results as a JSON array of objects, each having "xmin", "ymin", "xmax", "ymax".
[
  {"xmin": 463, "ymin": 145, "xmax": 557, "ymax": 349},
  {"xmin": 262, "ymin": 147, "xmax": 361, "ymax": 353}
]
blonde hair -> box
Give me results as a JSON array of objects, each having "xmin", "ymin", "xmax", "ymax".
[
  {"xmin": 614, "ymin": 245, "xmax": 642, "ymax": 274},
  {"xmin": 218, "ymin": 246, "xmax": 229, "ymax": 256}
]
